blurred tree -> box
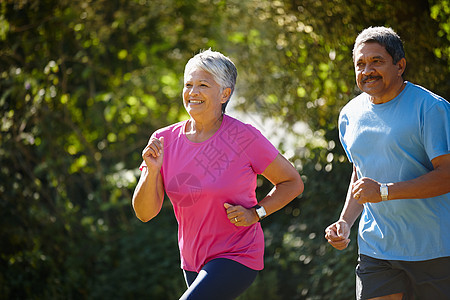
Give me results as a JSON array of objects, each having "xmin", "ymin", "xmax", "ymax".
[{"xmin": 0, "ymin": 0, "xmax": 448, "ymax": 299}]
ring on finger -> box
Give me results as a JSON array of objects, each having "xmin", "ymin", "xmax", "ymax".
[{"xmin": 234, "ymin": 217, "xmax": 238, "ymax": 222}]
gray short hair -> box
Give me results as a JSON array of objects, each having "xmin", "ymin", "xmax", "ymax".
[
  {"xmin": 353, "ymin": 26, "xmax": 405, "ymax": 64},
  {"xmin": 184, "ymin": 49, "xmax": 237, "ymax": 113}
]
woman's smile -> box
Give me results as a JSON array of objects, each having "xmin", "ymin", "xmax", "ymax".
[{"xmin": 188, "ymin": 99, "xmax": 204, "ymax": 104}]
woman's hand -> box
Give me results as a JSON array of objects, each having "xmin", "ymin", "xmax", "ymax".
[
  {"xmin": 224, "ymin": 203, "xmax": 259, "ymax": 226},
  {"xmin": 142, "ymin": 136, "xmax": 164, "ymax": 171}
]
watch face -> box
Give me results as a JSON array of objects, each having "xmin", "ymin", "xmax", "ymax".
[
  {"xmin": 380, "ymin": 184, "xmax": 388, "ymax": 201},
  {"xmin": 257, "ymin": 206, "xmax": 266, "ymax": 218}
]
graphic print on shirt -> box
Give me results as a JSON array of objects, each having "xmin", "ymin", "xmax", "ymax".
[
  {"xmin": 166, "ymin": 173, "xmax": 202, "ymax": 207},
  {"xmin": 221, "ymin": 122, "xmax": 259, "ymax": 156},
  {"xmin": 192, "ymin": 142, "xmax": 234, "ymax": 182},
  {"xmin": 164, "ymin": 118, "xmax": 261, "ymax": 208}
]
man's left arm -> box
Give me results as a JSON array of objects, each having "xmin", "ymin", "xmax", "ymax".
[{"xmin": 352, "ymin": 153, "xmax": 450, "ymax": 203}]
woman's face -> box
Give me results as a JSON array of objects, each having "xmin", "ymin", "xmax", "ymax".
[{"xmin": 183, "ymin": 67, "xmax": 230, "ymax": 120}]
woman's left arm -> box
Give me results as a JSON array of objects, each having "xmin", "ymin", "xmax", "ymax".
[
  {"xmin": 225, "ymin": 153, "xmax": 304, "ymax": 226},
  {"xmin": 258, "ymin": 153, "xmax": 304, "ymax": 217}
]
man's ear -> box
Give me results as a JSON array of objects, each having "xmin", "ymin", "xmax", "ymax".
[{"xmin": 397, "ymin": 57, "xmax": 407, "ymax": 77}]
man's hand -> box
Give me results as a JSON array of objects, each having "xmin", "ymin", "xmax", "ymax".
[
  {"xmin": 352, "ymin": 177, "xmax": 383, "ymax": 204},
  {"xmin": 324, "ymin": 220, "xmax": 351, "ymax": 250}
]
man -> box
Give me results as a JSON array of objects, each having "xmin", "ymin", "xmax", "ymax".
[{"xmin": 325, "ymin": 26, "xmax": 450, "ymax": 300}]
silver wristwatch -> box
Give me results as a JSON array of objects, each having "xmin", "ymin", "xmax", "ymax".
[
  {"xmin": 380, "ymin": 183, "xmax": 388, "ymax": 201},
  {"xmin": 253, "ymin": 204, "xmax": 266, "ymax": 221}
]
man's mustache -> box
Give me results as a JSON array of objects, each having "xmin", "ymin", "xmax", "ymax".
[{"xmin": 362, "ymin": 76, "xmax": 381, "ymax": 83}]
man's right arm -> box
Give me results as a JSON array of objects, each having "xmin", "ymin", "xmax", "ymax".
[{"xmin": 324, "ymin": 165, "xmax": 363, "ymax": 250}]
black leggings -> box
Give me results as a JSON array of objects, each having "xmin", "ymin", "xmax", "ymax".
[{"xmin": 179, "ymin": 258, "xmax": 258, "ymax": 300}]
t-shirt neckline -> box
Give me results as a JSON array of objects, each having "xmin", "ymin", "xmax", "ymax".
[
  {"xmin": 366, "ymin": 81, "xmax": 410, "ymax": 108},
  {"xmin": 182, "ymin": 114, "xmax": 229, "ymax": 145}
]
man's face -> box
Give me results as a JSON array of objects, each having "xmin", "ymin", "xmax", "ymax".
[{"xmin": 354, "ymin": 42, "xmax": 406, "ymax": 104}]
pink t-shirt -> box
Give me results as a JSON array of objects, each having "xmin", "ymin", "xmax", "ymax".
[{"xmin": 142, "ymin": 115, "xmax": 278, "ymax": 272}]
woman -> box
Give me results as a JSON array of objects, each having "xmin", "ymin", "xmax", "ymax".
[{"xmin": 132, "ymin": 49, "xmax": 304, "ymax": 299}]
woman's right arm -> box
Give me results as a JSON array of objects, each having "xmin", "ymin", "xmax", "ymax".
[{"xmin": 132, "ymin": 137, "xmax": 165, "ymax": 222}]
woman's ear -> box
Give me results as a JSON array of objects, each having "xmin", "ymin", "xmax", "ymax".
[{"xmin": 221, "ymin": 88, "xmax": 232, "ymax": 103}]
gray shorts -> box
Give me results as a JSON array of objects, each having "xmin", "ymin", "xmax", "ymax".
[{"xmin": 356, "ymin": 254, "xmax": 450, "ymax": 300}]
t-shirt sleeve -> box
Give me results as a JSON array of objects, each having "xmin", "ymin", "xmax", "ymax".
[
  {"xmin": 338, "ymin": 110, "xmax": 354, "ymax": 164},
  {"xmin": 422, "ymin": 99, "xmax": 450, "ymax": 160},
  {"xmin": 241, "ymin": 124, "xmax": 279, "ymax": 174}
]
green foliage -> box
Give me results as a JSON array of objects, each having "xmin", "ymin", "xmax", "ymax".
[{"xmin": 1, "ymin": 0, "xmax": 448, "ymax": 299}]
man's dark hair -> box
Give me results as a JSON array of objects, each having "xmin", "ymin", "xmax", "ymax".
[{"xmin": 353, "ymin": 26, "xmax": 405, "ymax": 64}]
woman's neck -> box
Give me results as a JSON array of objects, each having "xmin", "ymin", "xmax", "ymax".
[{"xmin": 185, "ymin": 114, "xmax": 224, "ymax": 143}]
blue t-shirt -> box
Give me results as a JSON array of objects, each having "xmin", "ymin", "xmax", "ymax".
[{"xmin": 339, "ymin": 82, "xmax": 450, "ymax": 261}]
